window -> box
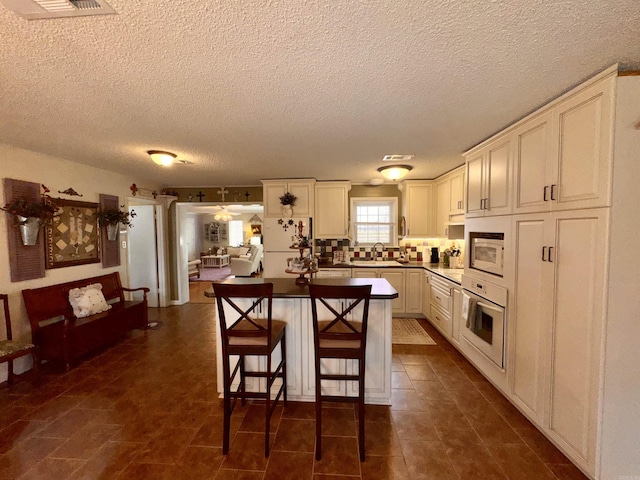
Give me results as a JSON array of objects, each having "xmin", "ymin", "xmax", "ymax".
[
  {"xmin": 228, "ymin": 220, "xmax": 244, "ymax": 246},
  {"xmin": 351, "ymin": 197, "xmax": 397, "ymax": 245}
]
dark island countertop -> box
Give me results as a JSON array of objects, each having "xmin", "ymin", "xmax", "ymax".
[{"xmin": 204, "ymin": 277, "xmax": 399, "ymax": 299}]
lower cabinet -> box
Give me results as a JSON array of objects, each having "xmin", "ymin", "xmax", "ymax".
[
  {"xmin": 351, "ymin": 268, "xmax": 405, "ymax": 315},
  {"xmin": 427, "ymin": 274, "xmax": 453, "ymax": 338},
  {"xmin": 421, "ymin": 271, "xmax": 431, "ymax": 319},
  {"xmin": 510, "ymin": 209, "xmax": 607, "ymax": 475},
  {"xmin": 404, "ymin": 269, "xmax": 423, "ymax": 314}
]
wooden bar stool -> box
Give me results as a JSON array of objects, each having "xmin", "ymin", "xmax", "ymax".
[
  {"xmin": 212, "ymin": 282, "xmax": 287, "ymax": 457},
  {"xmin": 0, "ymin": 294, "xmax": 39, "ymax": 387},
  {"xmin": 308, "ymin": 283, "xmax": 372, "ymax": 462}
]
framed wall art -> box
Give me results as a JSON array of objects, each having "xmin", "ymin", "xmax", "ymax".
[{"xmin": 45, "ymin": 199, "xmax": 100, "ymax": 269}]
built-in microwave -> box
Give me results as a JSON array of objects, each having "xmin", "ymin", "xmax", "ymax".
[{"xmin": 469, "ymin": 232, "xmax": 504, "ymax": 277}]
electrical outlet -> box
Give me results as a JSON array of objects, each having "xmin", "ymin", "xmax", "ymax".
[{"xmin": 121, "ymin": 241, "xmax": 127, "ymax": 249}]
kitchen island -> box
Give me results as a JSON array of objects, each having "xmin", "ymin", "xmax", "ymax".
[{"xmin": 205, "ymin": 277, "xmax": 398, "ymax": 405}]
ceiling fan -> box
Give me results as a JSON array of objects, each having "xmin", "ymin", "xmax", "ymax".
[{"xmin": 213, "ymin": 206, "xmax": 240, "ymax": 222}]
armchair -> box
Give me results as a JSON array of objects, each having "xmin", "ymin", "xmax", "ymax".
[{"xmin": 230, "ymin": 244, "xmax": 263, "ymax": 277}]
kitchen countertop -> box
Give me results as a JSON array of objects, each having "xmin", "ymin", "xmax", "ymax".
[{"xmin": 320, "ymin": 261, "xmax": 464, "ymax": 285}]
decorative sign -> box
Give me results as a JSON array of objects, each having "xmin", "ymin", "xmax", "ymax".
[{"xmin": 45, "ymin": 199, "xmax": 100, "ymax": 269}]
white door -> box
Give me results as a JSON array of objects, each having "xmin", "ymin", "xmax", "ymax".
[{"xmin": 128, "ymin": 204, "xmax": 160, "ymax": 307}]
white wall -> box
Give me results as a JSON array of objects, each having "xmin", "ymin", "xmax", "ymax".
[{"xmin": 0, "ymin": 143, "xmax": 160, "ymax": 379}]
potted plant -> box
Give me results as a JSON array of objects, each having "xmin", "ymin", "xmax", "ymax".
[
  {"xmin": 1, "ymin": 184, "xmax": 60, "ymax": 245},
  {"xmin": 279, "ymin": 192, "xmax": 297, "ymax": 217},
  {"xmin": 97, "ymin": 207, "xmax": 136, "ymax": 241}
]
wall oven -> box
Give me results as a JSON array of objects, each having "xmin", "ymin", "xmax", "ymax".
[
  {"xmin": 461, "ymin": 275, "xmax": 507, "ymax": 369},
  {"xmin": 469, "ymin": 232, "xmax": 505, "ymax": 277}
]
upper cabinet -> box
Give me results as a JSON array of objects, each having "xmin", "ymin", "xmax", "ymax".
[
  {"xmin": 400, "ymin": 181, "xmax": 433, "ymax": 237},
  {"xmin": 513, "ymin": 76, "xmax": 614, "ymax": 214},
  {"xmin": 465, "ymin": 136, "xmax": 512, "ymax": 218},
  {"xmin": 434, "ymin": 177, "xmax": 450, "ymax": 238},
  {"xmin": 262, "ymin": 179, "xmax": 316, "ymax": 218},
  {"xmin": 434, "ymin": 165, "xmax": 466, "ymax": 237},
  {"xmin": 448, "ymin": 167, "xmax": 465, "ymax": 216},
  {"xmin": 315, "ymin": 181, "xmax": 351, "ymax": 239}
]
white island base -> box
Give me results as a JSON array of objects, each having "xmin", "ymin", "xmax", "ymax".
[{"xmin": 209, "ymin": 278, "xmax": 396, "ymax": 405}]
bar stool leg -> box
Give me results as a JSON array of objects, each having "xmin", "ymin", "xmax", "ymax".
[
  {"xmin": 222, "ymin": 354, "xmax": 231, "ymax": 455},
  {"xmin": 359, "ymin": 358, "xmax": 366, "ymax": 461},
  {"xmin": 281, "ymin": 334, "xmax": 288, "ymax": 406},
  {"xmin": 315, "ymin": 352, "xmax": 322, "ymax": 461}
]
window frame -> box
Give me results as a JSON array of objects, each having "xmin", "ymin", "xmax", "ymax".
[{"xmin": 350, "ymin": 197, "xmax": 398, "ymax": 246}]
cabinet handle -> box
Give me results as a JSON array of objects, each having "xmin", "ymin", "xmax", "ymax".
[
  {"xmin": 480, "ymin": 198, "xmax": 485, "ymax": 210},
  {"xmin": 551, "ymin": 184, "xmax": 557, "ymax": 201},
  {"xmin": 542, "ymin": 246, "xmax": 547, "ymax": 261},
  {"xmin": 543, "ymin": 185, "xmax": 549, "ymax": 201},
  {"xmin": 548, "ymin": 246, "xmax": 554, "ymax": 262},
  {"xmin": 484, "ymin": 197, "xmax": 489, "ymax": 210}
]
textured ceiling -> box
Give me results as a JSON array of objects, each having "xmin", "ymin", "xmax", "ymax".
[{"xmin": 1, "ymin": 0, "xmax": 640, "ymax": 187}]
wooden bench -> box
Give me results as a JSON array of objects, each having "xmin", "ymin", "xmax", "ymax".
[{"xmin": 22, "ymin": 272, "xmax": 149, "ymax": 370}]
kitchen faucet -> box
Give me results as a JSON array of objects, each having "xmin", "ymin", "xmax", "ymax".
[{"xmin": 373, "ymin": 242, "xmax": 385, "ymax": 260}]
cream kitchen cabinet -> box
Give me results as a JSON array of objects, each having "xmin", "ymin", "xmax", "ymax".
[
  {"xmin": 513, "ymin": 73, "xmax": 615, "ymax": 214},
  {"xmin": 262, "ymin": 179, "xmax": 315, "ymax": 218},
  {"xmin": 314, "ymin": 181, "xmax": 350, "ymax": 238},
  {"xmin": 427, "ymin": 273, "xmax": 453, "ymax": 338},
  {"xmin": 451, "ymin": 285, "xmax": 462, "ymax": 346},
  {"xmin": 434, "ymin": 177, "xmax": 450, "ymax": 237},
  {"xmin": 465, "ymin": 136, "xmax": 511, "ymax": 218},
  {"xmin": 421, "ymin": 271, "xmax": 430, "ymax": 318},
  {"xmin": 399, "ymin": 181, "xmax": 433, "ymax": 237},
  {"xmin": 448, "ymin": 166, "xmax": 465, "ymax": 216},
  {"xmin": 351, "ymin": 268, "xmax": 405, "ymax": 315},
  {"xmin": 404, "ymin": 269, "xmax": 422, "ymax": 315},
  {"xmin": 510, "ymin": 209, "xmax": 607, "ymax": 474}
]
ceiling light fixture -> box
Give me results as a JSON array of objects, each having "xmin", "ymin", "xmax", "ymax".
[
  {"xmin": 377, "ymin": 164, "xmax": 413, "ymax": 181},
  {"xmin": 214, "ymin": 207, "xmax": 239, "ymax": 222},
  {"xmin": 147, "ymin": 150, "xmax": 177, "ymax": 166}
]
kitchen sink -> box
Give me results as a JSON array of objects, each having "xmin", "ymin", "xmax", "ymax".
[{"xmin": 350, "ymin": 260, "xmax": 403, "ymax": 266}]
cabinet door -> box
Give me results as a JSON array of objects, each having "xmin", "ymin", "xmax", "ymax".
[
  {"xmin": 421, "ymin": 272, "xmax": 431, "ymax": 318},
  {"xmin": 404, "ymin": 269, "xmax": 422, "ymax": 314},
  {"xmin": 466, "ymin": 152, "xmax": 485, "ymax": 217},
  {"xmin": 351, "ymin": 268, "xmax": 376, "ymax": 279},
  {"xmin": 263, "ymin": 183, "xmax": 287, "ymax": 217},
  {"xmin": 553, "ymin": 78, "xmax": 614, "ymax": 210},
  {"xmin": 287, "ymin": 181, "xmax": 315, "ymax": 217},
  {"xmin": 379, "ymin": 269, "xmax": 405, "ymax": 315},
  {"xmin": 315, "ymin": 182, "xmax": 349, "ymax": 238},
  {"xmin": 486, "ymin": 138, "xmax": 511, "ymax": 215},
  {"xmin": 451, "ymin": 286, "xmax": 462, "ymax": 345},
  {"xmin": 513, "ymin": 112, "xmax": 554, "ymax": 214},
  {"xmin": 404, "ymin": 182, "xmax": 433, "ymax": 237},
  {"xmin": 449, "ymin": 168, "xmax": 465, "ymax": 215},
  {"xmin": 548, "ymin": 211, "xmax": 606, "ymax": 465},
  {"xmin": 511, "ymin": 216, "xmax": 549, "ymax": 422},
  {"xmin": 434, "ymin": 178, "xmax": 450, "ymax": 237}
]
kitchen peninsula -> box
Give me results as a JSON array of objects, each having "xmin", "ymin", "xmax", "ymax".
[{"xmin": 205, "ymin": 277, "xmax": 398, "ymax": 405}]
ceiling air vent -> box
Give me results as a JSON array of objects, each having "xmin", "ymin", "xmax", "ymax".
[{"xmin": 0, "ymin": 0, "xmax": 116, "ymax": 19}]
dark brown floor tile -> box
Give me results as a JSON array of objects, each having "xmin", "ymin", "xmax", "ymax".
[
  {"xmin": 263, "ymin": 450, "xmax": 314, "ymax": 480},
  {"xmin": 363, "ymin": 420, "xmax": 403, "ymax": 456},
  {"xmin": 411, "ymin": 380, "xmax": 452, "ymax": 401},
  {"xmin": 280, "ymin": 401, "xmax": 316, "ymax": 420},
  {"xmin": 67, "ymin": 441, "xmax": 144, "ymax": 480},
  {"xmin": 313, "ymin": 475, "xmax": 360, "ymax": 480},
  {"xmin": 135, "ymin": 425, "xmax": 197, "ymax": 464},
  {"xmin": 114, "ymin": 461, "xmax": 184, "ymax": 480},
  {"xmin": 361, "ymin": 455, "xmax": 411, "ymax": 480},
  {"xmin": 18, "ymin": 457, "xmax": 85, "ymax": 480},
  {"xmin": 272, "ymin": 418, "xmax": 315, "ymax": 452},
  {"xmin": 487, "ymin": 443, "xmax": 556, "ymax": 480},
  {"xmin": 400, "ymin": 439, "xmax": 458, "ymax": 480},
  {"xmin": 176, "ymin": 445, "xmax": 225, "ymax": 480},
  {"xmin": 471, "ymin": 417, "xmax": 523, "ymax": 444},
  {"xmin": 397, "ymin": 354, "xmax": 430, "ymax": 366},
  {"xmin": 313, "ymin": 436, "xmax": 361, "ymax": 476},
  {"xmin": 320, "ymin": 406, "xmax": 356, "ymax": 436},
  {"xmin": 238, "ymin": 404, "xmax": 282, "ymax": 434},
  {"xmin": 392, "ymin": 371, "xmax": 414, "ymax": 389},
  {"xmin": 0, "ymin": 436, "xmax": 65, "ymax": 480},
  {"xmin": 390, "ymin": 389, "xmax": 430, "ymax": 411},
  {"xmin": 50, "ymin": 423, "xmax": 121, "ymax": 459},
  {"xmin": 547, "ymin": 462, "xmax": 590, "ymax": 480},
  {"xmin": 515, "ymin": 425, "xmax": 571, "ymax": 464},
  {"xmin": 454, "ymin": 459, "xmax": 508, "ymax": 480},
  {"xmin": 26, "ymin": 395, "xmax": 85, "ymax": 423},
  {"xmin": 36, "ymin": 408, "xmax": 100, "ymax": 438},
  {"xmin": 215, "ymin": 470, "xmax": 266, "ymax": 479},
  {"xmin": 0, "ymin": 419, "xmax": 48, "ymax": 454},
  {"xmin": 390, "ymin": 410, "xmax": 438, "ymax": 441},
  {"xmin": 391, "ymin": 356, "xmax": 406, "ymax": 372},
  {"xmin": 221, "ymin": 432, "xmax": 270, "ymax": 471},
  {"xmin": 364, "ymin": 404, "xmax": 392, "ymax": 423},
  {"xmin": 191, "ymin": 414, "xmax": 242, "ymax": 448}
]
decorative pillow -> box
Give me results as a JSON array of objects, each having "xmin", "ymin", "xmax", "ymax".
[
  {"xmin": 68, "ymin": 283, "xmax": 112, "ymax": 319},
  {"xmin": 227, "ymin": 246, "xmax": 250, "ymax": 257}
]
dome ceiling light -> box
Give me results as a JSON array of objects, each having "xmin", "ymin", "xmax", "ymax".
[
  {"xmin": 377, "ymin": 164, "xmax": 413, "ymax": 181},
  {"xmin": 147, "ymin": 150, "xmax": 177, "ymax": 166}
]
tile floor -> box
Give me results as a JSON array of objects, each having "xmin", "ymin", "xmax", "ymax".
[{"xmin": 0, "ymin": 290, "xmax": 588, "ymax": 479}]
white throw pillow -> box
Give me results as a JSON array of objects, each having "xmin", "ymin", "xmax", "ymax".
[{"xmin": 68, "ymin": 283, "xmax": 112, "ymax": 319}]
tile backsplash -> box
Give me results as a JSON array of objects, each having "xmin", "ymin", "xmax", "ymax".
[{"xmin": 314, "ymin": 238, "xmax": 465, "ymax": 263}]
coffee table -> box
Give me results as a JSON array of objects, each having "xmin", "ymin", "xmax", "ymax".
[{"xmin": 201, "ymin": 254, "xmax": 230, "ymax": 268}]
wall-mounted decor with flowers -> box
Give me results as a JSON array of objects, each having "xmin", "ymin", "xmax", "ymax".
[
  {"xmin": 0, "ymin": 184, "xmax": 60, "ymax": 246},
  {"xmin": 279, "ymin": 192, "xmax": 297, "ymax": 217},
  {"xmin": 97, "ymin": 207, "xmax": 136, "ymax": 241}
]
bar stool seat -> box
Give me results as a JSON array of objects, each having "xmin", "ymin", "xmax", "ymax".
[
  {"xmin": 309, "ymin": 283, "xmax": 372, "ymax": 462},
  {"xmin": 212, "ymin": 282, "xmax": 287, "ymax": 457}
]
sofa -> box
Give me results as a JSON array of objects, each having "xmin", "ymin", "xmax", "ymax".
[
  {"xmin": 230, "ymin": 244, "xmax": 263, "ymax": 277},
  {"xmin": 188, "ymin": 259, "xmax": 201, "ymax": 278}
]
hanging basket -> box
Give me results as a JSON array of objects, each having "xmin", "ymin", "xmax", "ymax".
[
  {"xmin": 281, "ymin": 204, "xmax": 293, "ymax": 218},
  {"xmin": 17, "ymin": 216, "xmax": 42, "ymax": 246},
  {"xmin": 106, "ymin": 223, "xmax": 119, "ymax": 241}
]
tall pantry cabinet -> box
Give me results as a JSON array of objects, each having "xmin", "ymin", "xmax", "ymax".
[{"xmin": 466, "ymin": 65, "xmax": 640, "ymax": 480}]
